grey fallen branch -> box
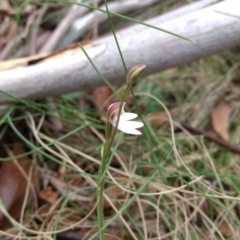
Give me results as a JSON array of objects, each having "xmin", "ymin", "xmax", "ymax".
[
  {"xmin": 41, "ymin": 0, "xmax": 162, "ymax": 53},
  {"xmin": 56, "ymin": 0, "xmax": 163, "ymax": 50},
  {"xmin": 58, "ymin": 0, "xmax": 218, "ymax": 50},
  {"xmin": 0, "ymin": 0, "xmax": 240, "ymax": 101}
]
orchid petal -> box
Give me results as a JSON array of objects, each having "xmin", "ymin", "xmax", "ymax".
[
  {"xmin": 117, "ymin": 121, "xmax": 143, "ymax": 135},
  {"xmin": 117, "ymin": 123, "xmax": 142, "ymax": 135},
  {"xmin": 111, "ymin": 118, "xmax": 143, "ymax": 129},
  {"xmin": 121, "ymin": 113, "xmax": 138, "ymax": 121},
  {"xmin": 118, "ymin": 120, "xmax": 144, "ymax": 129}
]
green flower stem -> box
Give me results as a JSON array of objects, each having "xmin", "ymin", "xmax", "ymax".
[
  {"xmin": 97, "ymin": 64, "xmax": 145, "ymax": 240},
  {"xmin": 97, "ymin": 138, "xmax": 110, "ymax": 240},
  {"xmin": 97, "ymin": 86, "xmax": 129, "ymax": 240}
]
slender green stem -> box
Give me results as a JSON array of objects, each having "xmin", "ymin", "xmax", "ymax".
[
  {"xmin": 97, "ymin": 141, "xmax": 109, "ymax": 240},
  {"xmin": 97, "ymin": 86, "xmax": 129, "ymax": 240},
  {"xmin": 97, "ymin": 65, "xmax": 145, "ymax": 239},
  {"xmin": 97, "ymin": 182, "xmax": 105, "ymax": 239}
]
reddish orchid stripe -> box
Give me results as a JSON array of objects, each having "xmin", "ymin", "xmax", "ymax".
[{"xmin": 107, "ymin": 102, "xmax": 125, "ymax": 121}]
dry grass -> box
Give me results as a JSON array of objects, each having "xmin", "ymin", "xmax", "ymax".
[
  {"xmin": 0, "ymin": 0, "xmax": 240, "ymax": 239},
  {"xmin": 1, "ymin": 49, "xmax": 240, "ymax": 239}
]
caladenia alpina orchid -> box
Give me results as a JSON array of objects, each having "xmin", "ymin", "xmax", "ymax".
[
  {"xmin": 97, "ymin": 64, "xmax": 146, "ymax": 240},
  {"xmin": 107, "ymin": 102, "xmax": 144, "ymax": 135}
]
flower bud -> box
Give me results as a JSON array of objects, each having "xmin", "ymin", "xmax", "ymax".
[{"xmin": 126, "ymin": 64, "xmax": 146, "ymax": 85}]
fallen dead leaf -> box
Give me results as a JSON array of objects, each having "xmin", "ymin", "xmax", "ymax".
[
  {"xmin": 40, "ymin": 173, "xmax": 92, "ymax": 202},
  {"xmin": 0, "ymin": 43, "xmax": 106, "ymax": 71},
  {"xmin": 0, "ymin": 53, "xmax": 50, "ymax": 71},
  {"xmin": 214, "ymin": 204, "xmax": 235, "ymax": 238},
  {"xmin": 0, "ymin": 145, "xmax": 38, "ymax": 230},
  {"xmin": 91, "ymin": 85, "xmax": 113, "ymax": 111},
  {"xmin": 0, "ymin": 0, "xmax": 12, "ymax": 16},
  {"xmin": 104, "ymin": 185, "xmax": 126, "ymax": 208},
  {"xmin": 147, "ymin": 108, "xmax": 181, "ymax": 126},
  {"xmin": 211, "ymin": 99, "xmax": 231, "ymax": 141},
  {"xmin": 218, "ymin": 221, "xmax": 235, "ymax": 238},
  {"xmin": 38, "ymin": 186, "xmax": 59, "ymax": 204}
]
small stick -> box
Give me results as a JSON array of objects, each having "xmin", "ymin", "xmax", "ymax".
[
  {"xmin": 181, "ymin": 123, "xmax": 240, "ymax": 155},
  {"xmin": 29, "ymin": 4, "xmax": 48, "ymax": 55}
]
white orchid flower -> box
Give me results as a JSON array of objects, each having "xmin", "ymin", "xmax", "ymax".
[{"xmin": 107, "ymin": 102, "xmax": 144, "ymax": 135}]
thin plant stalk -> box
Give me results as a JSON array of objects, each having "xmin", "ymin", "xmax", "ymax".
[{"xmin": 97, "ymin": 64, "xmax": 146, "ymax": 240}]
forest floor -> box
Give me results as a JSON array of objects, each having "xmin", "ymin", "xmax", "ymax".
[{"xmin": 0, "ymin": 0, "xmax": 240, "ymax": 239}]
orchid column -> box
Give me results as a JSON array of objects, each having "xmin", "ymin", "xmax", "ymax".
[{"xmin": 97, "ymin": 64, "xmax": 146, "ymax": 240}]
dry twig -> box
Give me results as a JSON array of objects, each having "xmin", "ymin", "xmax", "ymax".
[{"xmin": 182, "ymin": 123, "xmax": 240, "ymax": 155}]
